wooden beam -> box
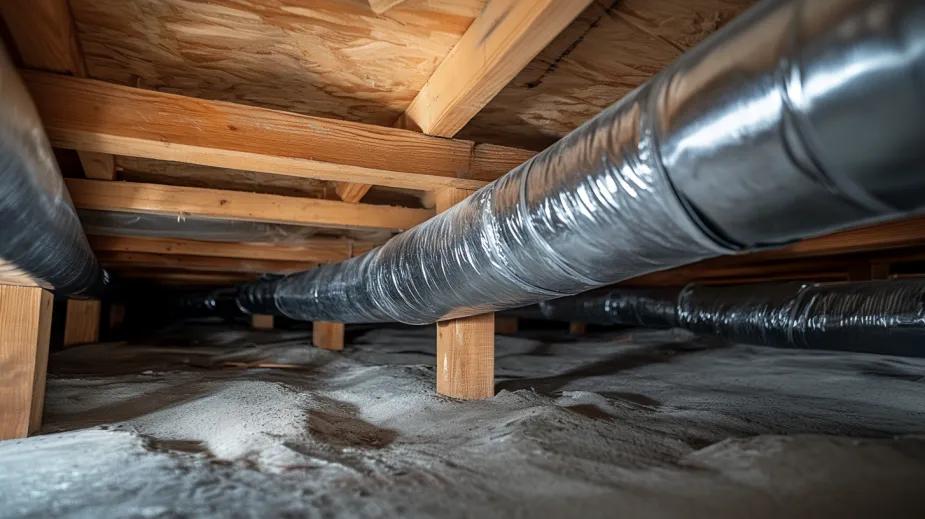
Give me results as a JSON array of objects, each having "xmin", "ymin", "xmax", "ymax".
[
  {"xmin": 335, "ymin": 0, "xmax": 567, "ymax": 203},
  {"xmin": 313, "ymin": 321, "xmax": 345, "ymax": 351},
  {"xmin": 434, "ymin": 187, "xmax": 494, "ymax": 400},
  {"xmin": 77, "ymin": 151, "xmax": 117, "ymax": 180},
  {"xmin": 97, "ymin": 251, "xmax": 315, "ymax": 275},
  {"xmin": 368, "ymin": 0, "xmax": 409, "ymax": 15},
  {"xmin": 0, "ymin": 0, "xmax": 116, "ymax": 181},
  {"xmin": 334, "ymin": 182, "xmax": 373, "ymax": 204},
  {"xmin": 252, "ymin": 314, "xmax": 274, "ymax": 330},
  {"xmin": 65, "ymin": 179, "xmax": 432, "ymax": 232},
  {"xmin": 88, "ymin": 235, "xmax": 369, "ymax": 263},
  {"xmin": 23, "ymin": 72, "xmax": 531, "ymax": 191},
  {"xmin": 399, "ymin": 0, "xmax": 592, "ymax": 136},
  {"xmin": 63, "ymin": 299, "xmax": 101, "ymax": 347},
  {"xmin": 115, "ymin": 271, "xmax": 258, "ymax": 286},
  {"xmin": 0, "ymin": 285, "xmax": 53, "ymax": 439}
]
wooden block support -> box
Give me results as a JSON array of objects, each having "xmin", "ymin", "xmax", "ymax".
[
  {"xmin": 436, "ymin": 314, "xmax": 495, "ymax": 400},
  {"xmin": 495, "ymin": 316, "xmax": 519, "ymax": 335},
  {"xmin": 569, "ymin": 321, "xmax": 587, "ymax": 335},
  {"xmin": 251, "ymin": 314, "xmax": 274, "ymax": 330},
  {"xmin": 435, "ymin": 187, "xmax": 495, "ymax": 400},
  {"xmin": 0, "ymin": 285, "xmax": 53, "ymax": 440},
  {"xmin": 63, "ymin": 298, "xmax": 101, "ymax": 347},
  {"xmin": 313, "ymin": 321, "xmax": 344, "ymax": 351}
]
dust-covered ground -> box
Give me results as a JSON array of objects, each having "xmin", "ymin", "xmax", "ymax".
[{"xmin": 2, "ymin": 322, "xmax": 925, "ymax": 518}]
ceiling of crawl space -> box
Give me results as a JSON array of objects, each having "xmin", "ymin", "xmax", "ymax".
[{"xmin": 68, "ymin": 0, "xmax": 752, "ymax": 151}]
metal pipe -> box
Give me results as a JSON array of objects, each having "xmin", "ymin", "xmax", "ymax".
[
  {"xmin": 237, "ymin": 0, "xmax": 925, "ymax": 325},
  {"xmin": 0, "ymin": 45, "xmax": 103, "ymax": 294},
  {"xmin": 539, "ymin": 280, "xmax": 925, "ymax": 357}
]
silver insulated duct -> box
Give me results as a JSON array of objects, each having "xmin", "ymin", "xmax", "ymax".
[
  {"xmin": 0, "ymin": 45, "xmax": 103, "ymax": 294},
  {"xmin": 538, "ymin": 280, "xmax": 925, "ymax": 357},
  {"xmin": 238, "ymin": 0, "xmax": 925, "ymax": 325}
]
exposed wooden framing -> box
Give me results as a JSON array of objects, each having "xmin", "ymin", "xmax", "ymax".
[
  {"xmin": 0, "ymin": 0, "xmax": 116, "ymax": 180},
  {"xmin": 252, "ymin": 315, "xmax": 274, "ymax": 330},
  {"xmin": 434, "ymin": 187, "xmax": 494, "ymax": 400},
  {"xmin": 88, "ymin": 235, "xmax": 369, "ymax": 263},
  {"xmin": 24, "ymin": 72, "xmax": 531, "ymax": 191},
  {"xmin": 0, "ymin": 285, "xmax": 53, "ymax": 440},
  {"xmin": 334, "ymin": 183, "xmax": 374, "ymax": 204},
  {"xmin": 400, "ymin": 0, "xmax": 593, "ymax": 136},
  {"xmin": 115, "ymin": 271, "xmax": 258, "ymax": 286},
  {"xmin": 625, "ymin": 216, "xmax": 925, "ymax": 287},
  {"xmin": 77, "ymin": 151, "xmax": 117, "ymax": 180},
  {"xmin": 367, "ymin": 0, "xmax": 409, "ymax": 15},
  {"xmin": 97, "ymin": 251, "xmax": 315, "ymax": 275},
  {"xmin": 63, "ymin": 299, "xmax": 101, "ymax": 347},
  {"xmin": 65, "ymin": 179, "xmax": 432, "ymax": 232},
  {"xmin": 336, "ymin": 0, "xmax": 576, "ymax": 202},
  {"xmin": 313, "ymin": 321, "xmax": 345, "ymax": 351}
]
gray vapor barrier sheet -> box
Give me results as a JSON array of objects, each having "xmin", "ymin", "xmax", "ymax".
[
  {"xmin": 0, "ymin": 45, "xmax": 103, "ymax": 294},
  {"xmin": 238, "ymin": 0, "xmax": 925, "ymax": 324}
]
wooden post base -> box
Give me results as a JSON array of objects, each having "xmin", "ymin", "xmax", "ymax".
[
  {"xmin": 495, "ymin": 315, "xmax": 518, "ymax": 335},
  {"xmin": 313, "ymin": 321, "xmax": 344, "ymax": 351},
  {"xmin": 436, "ymin": 313, "xmax": 495, "ymax": 400},
  {"xmin": 63, "ymin": 298, "xmax": 100, "ymax": 347},
  {"xmin": 251, "ymin": 314, "xmax": 274, "ymax": 330},
  {"xmin": 0, "ymin": 285, "xmax": 53, "ymax": 440}
]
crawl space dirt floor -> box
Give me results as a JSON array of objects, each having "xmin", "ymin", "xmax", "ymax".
[{"xmin": 2, "ymin": 322, "xmax": 925, "ymax": 518}]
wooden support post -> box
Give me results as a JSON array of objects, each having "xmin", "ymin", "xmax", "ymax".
[
  {"xmin": 569, "ymin": 321, "xmax": 587, "ymax": 335},
  {"xmin": 63, "ymin": 298, "xmax": 101, "ymax": 347},
  {"xmin": 436, "ymin": 314, "xmax": 495, "ymax": 400},
  {"xmin": 313, "ymin": 321, "xmax": 344, "ymax": 351},
  {"xmin": 251, "ymin": 314, "xmax": 274, "ymax": 330},
  {"xmin": 435, "ymin": 187, "xmax": 494, "ymax": 400},
  {"xmin": 0, "ymin": 285, "xmax": 53, "ymax": 440},
  {"xmin": 495, "ymin": 315, "xmax": 519, "ymax": 335}
]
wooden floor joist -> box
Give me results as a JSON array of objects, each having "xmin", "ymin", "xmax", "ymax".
[
  {"xmin": 88, "ymin": 235, "xmax": 369, "ymax": 263},
  {"xmin": 65, "ymin": 179, "xmax": 432, "ymax": 232},
  {"xmin": 0, "ymin": 285, "xmax": 53, "ymax": 440},
  {"xmin": 97, "ymin": 251, "xmax": 315, "ymax": 275},
  {"xmin": 0, "ymin": 0, "xmax": 118, "ymax": 181},
  {"xmin": 23, "ymin": 72, "xmax": 533, "ymax": 192}
]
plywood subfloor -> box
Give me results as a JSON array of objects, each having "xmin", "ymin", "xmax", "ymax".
[{"xmin": 457, "ymin": 0, "xmax": 753, "ymax": 150}]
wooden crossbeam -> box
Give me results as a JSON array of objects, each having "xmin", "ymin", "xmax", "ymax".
[
  {"xmin": 1, "ymin": 0, "xmax": 117, "ymax": 181},
  {"xmin": 23, "ymin": 72, "xmax": 532, "ymax": 191},
  {"xmin": 87, "ymin": 235, "xmax": 369, "ymax": 263},
  {"xmin": 66, "ymin": 179, "xmax": 432, "ymax": 232},
  {"xmin": 335, "ymin": 0, "xmax": 578, "ymax": 201},
  {"xmin": 400, "ymin": 0, "xmax": 592, "ymax": 136},
  {"xmin": 97, "ymin": 251, "xmax": 315, "ymax": 275}
]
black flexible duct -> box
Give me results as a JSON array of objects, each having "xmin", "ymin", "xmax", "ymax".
[
  {"xmin": 230, "ymin": 0, "xmax": 924, "ymax": 325},
  {"xmin": 0, "ymin": 45, "xmax": 104, "ymax": 295},
  {"xmin": 539, "ymin": 280, "xmax": 925, "ymax": 357}
]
